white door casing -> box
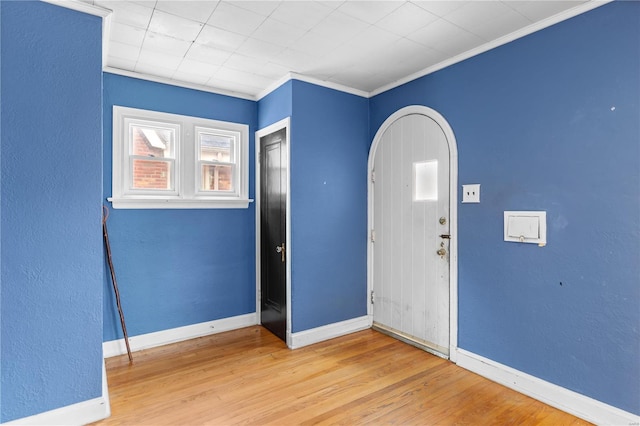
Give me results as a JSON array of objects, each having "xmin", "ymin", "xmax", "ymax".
[{"xmin": 367, "ymin": 106, "xmax": 458, "ymax": 361}]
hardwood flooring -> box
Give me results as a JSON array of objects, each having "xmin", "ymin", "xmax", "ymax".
[{"xmin": 92, "ymin": 326, "xmax": 590, "ymax": 425}]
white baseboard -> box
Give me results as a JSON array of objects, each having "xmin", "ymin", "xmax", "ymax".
[
  {"xmin": 103, "ymin": 313, "xmax": 258, "ymax": 358},
  {"xmin": 3, "ymin": 396, "xmax": 108, "ymax": 426},
  {"xmin": 3, "ymin": 360, "xmax": 111, "ymax": 426},
  {"xmin": 289, "ymin": 315, "xmax": 370, "ymax": 349},
  {"xmin": 456, "ymin": 348, "xmax": 639, "ymax": 425}
]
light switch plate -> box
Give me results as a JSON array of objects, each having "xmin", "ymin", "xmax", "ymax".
[{"xmin": 462, "ymin": 184, "xmax": 480, "ymax": 203}]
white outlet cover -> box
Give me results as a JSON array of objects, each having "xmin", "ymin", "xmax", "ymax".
[{"xmin": 462, "ymin": 184, "xmax": 480, "ymax": 203}]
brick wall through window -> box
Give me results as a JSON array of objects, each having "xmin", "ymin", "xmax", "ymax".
[{"xmin": 132, "ymin": 128, "xmax": 170, "ymax": 190}]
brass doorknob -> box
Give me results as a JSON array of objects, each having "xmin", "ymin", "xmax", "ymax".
[
  {"xmin": 437, "ymin": 248, "xmax": 447, "ymax": 257},
  {"xmin": 276, "ymin": 243, "xmax": 285, "ymax": 263}
]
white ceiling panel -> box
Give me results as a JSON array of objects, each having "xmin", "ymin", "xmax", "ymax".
[
  {"xmin": 142, "ymin": 32, "xmax": 191, "ymax": 56},
  {"xmin": 96, "ymin": 1, "xmax": 153, "ymax": 29},
  {"xmin": 129, "ymin": 1, "xmax": 157, "ymax": 7},
  {"xmin": 408, "ymin": 18, "xmax": 482, "ymax": 51},
  {"xmin": 207, "ymin": 2, "xmax": 267, "ymax": 36},
  {"xmin": 250, "ymin": 18, "xmax": 307, "ymax": 48},
  {"xmin": 289, "ymin": 30, "xmax": 344, "ymax": 58},
  {"xmin": 176, "ymin": 58, "xmax": 220, "ymax": 77},
  {"xmin": 467, "ymin": 9, "xmax": 533, "ymax": 41},
  {"xmin": 137, "ymin": 48, "xmax": 183, "ymax": 69},
  {"xmin": 337, "ymin": 1, "xmax": 403, "ymax": 25},
  {"xmin": 134, "ymin": 61, "xmax": 175, "ymax": 79},
  {"xmin": 228, "ymin": 1, "xmax": 281, "ymax": 17},
  {"xmin": 214, "ymin": 67, "xmax": 274, "ymax": 87},
  {"xmin": 309, "ymin": 10, "xmax": 370, "ymax": 41},
  {"xmin": 271, "ymin": 48, "xmax": 320, "ymax": 72},
  {"xmin": 148, "ymin": 9, "xmax": 203, "ymax": 41},
  {"xmin": 85, "ymin": 0, "xmax": 601, "ymax": 98},
  {"xmin": 411, "ymin": 1, "xmax": 470, "ymax": 18},
  {"xmin": 109, "ymin": 22, "xmax": 146, "ymax": 47},
  {"xmin": 442, "ymin": 1, "xmax": 515, "ymax": 29},
  {"xmin": 235, "ymin": 37, "xmax": 285, "ymax": 60},
  {"xmin": 254, "ymin": 62, "xmax": 291, "ymax": 80},
  {"xmin": 185, "ymin": 43, "xmax": 232, "ymax": 65},
  {"xmin": 331, "ymin": 67, "xmax": 378, "ymax": 89},
  {"xmin": 171, "ymin": 70, "xmax": 211, "ymax": 85},
  {"xmin": 195, "ymin": 25, "xmax": 247, "ymax": 51},
  {"xmin": 107, "ymin": 56, "xmax": 137, "ymax": 70},
  {"xmin": 270, "ymin": 2, "xmax": 334, "ymax": 31},
  {"xmin": 224, "ymin": 53, "xmax": 267, "ymax": 70},
  {"xmin": 108, "ymin": 40, "xmax": 141, "ymax": 62},
  {"xmin": 342, "ymin": 25, "xmax": 402, "ymax": 55},
  {"xmin": 379, "ymin": 38, "xmax": 438, "ymax": 65},
  {"xmin": 154, "ymin": 1, "xmax": 218, "ymax": 23},
  {"xmin": 375, "ymin": 2, "xmax": 439, "ymax": 37}
]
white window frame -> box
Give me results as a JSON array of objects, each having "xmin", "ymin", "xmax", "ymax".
[{"xmin": 110, "ymin": 106, "xmax": 251, "ymax": 209}]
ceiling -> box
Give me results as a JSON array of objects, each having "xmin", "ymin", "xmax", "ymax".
[{"xmin": 77, "ymin": 0, "xmax": 595, "ymax": 99}]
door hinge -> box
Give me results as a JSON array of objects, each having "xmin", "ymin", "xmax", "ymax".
[
  {"xmin": 370, "ymin": 229, "xmax": 376, "ymax": 243},
  {"xmin": 371, "ymin": 170, "xmax": 375, "ymax": 183},
  {"xmin": 371, "ymin": 290, "xmax": 375, "ymax": 304}
]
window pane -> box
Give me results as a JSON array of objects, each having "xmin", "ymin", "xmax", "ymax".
[
  {"xmin": 132, "ymin": 159, "xmax": 173, "ymax": 190},
  {"xmin": 202, "ymin": 164, "xmax": 233, "ymax": 191},
  {"xmin": 414, "ymin": 160, "xmax": 437, "ymax": 201},
  {"xmin": 199, "ymin": 133, "xmax": 234, "ymax": 162},
  {"xmin": 131, "ymin": 125, "xmax": 174, "ymax": 158}
]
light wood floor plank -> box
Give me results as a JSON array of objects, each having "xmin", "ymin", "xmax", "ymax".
[{"xmin": 91, "ymin": 326, "xmax": 591, "ymax": 426}]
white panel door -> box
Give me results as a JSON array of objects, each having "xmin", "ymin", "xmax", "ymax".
[{"xmin": 372, "ymin": 113, "xmax": 450, "ymax": 356}]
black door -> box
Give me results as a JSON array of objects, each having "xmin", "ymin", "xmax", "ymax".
[{"xmin": 260, "ymin": 128, "xmax": 287, "ymax": 341}]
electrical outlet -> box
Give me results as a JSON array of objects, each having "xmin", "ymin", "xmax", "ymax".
[{"xmin": 462, "ymin": 184, "xmax": 480, "ymax": 203}]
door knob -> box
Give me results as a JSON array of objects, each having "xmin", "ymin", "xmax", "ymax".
[
  {"xmin": 437, "ymin": 248, "xmax": 447, "ymax": 257},
  {"xmin": 276, "ymin": 243, "xmax": 285, "ymax": 263}
]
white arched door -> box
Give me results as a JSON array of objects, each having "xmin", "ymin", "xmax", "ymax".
[{"xmin": 368, "ymin": 106, "xmax": 458, "ymax": 359}]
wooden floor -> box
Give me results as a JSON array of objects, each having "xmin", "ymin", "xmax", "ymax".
[{"xmin": 92, "ymin": 326, "xmax": 590, "ymax": 425}]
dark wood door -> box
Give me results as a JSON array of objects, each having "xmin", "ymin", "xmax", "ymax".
[{"xmin": 260, "ymin": 128, "xmax": 287, "ymax": 341}]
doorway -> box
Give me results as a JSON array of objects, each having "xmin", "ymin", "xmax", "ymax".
[
  {"xmin": 367, "ymin": 106, "xmax": 458, "ymax": 360},
  {"xmin": 256, "ymin": 118, "xmax": 290, "ymax": 344}
]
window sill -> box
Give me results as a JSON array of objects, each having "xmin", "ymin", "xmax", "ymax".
[{"xmin": 107, "ymin": 197, "xmax": 253, "ymax": 209}]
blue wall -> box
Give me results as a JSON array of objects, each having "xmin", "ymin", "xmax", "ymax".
[
  {"xmin": 0, "ymin": 2, "xmax": 103, "ymax": 421},
  {"xmin": 289, "ymin": 81, "xmax": 369, "ymax": 332},
  {"xmin": 370, "ymin": 1, "xmax": 639, "ymax": 415},
  {"xmin": 257, "ymin": 80, "xmax": 292, "ymax": 129},
  {"xmin": 102, "ymin": 74, "xmax": 257, "ymax": 341}
]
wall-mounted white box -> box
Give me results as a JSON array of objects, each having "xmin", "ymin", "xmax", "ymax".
[
  {"xmin": 504, "ymin": 211, "xmax": 546, "ymax": 246},
  {"xmin": 462, "ymin": 184, "xmax": 480, "ymax": 203}
]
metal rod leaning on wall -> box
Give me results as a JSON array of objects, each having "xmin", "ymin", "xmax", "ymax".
[{"xmin": 102, "ymin": 206, "xmax": 133, "ymax": 364}]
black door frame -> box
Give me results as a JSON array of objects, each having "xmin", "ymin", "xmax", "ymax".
[{"xmin": 255, "ymin": 117, "xmax": 291, "ymax": 347}]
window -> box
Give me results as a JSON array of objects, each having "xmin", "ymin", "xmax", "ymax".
[
  {"xmin": 110, "ymin": 106, "xmax": 251, "ymax": 209},
  {"xmin": 413, "ymin": 160, "xmax": 438, "ymax": 201}
]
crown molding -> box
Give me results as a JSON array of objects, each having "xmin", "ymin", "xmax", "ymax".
[{"xmin": 41, "ymin": 0, "xmax": 111, "ymax": 17}]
